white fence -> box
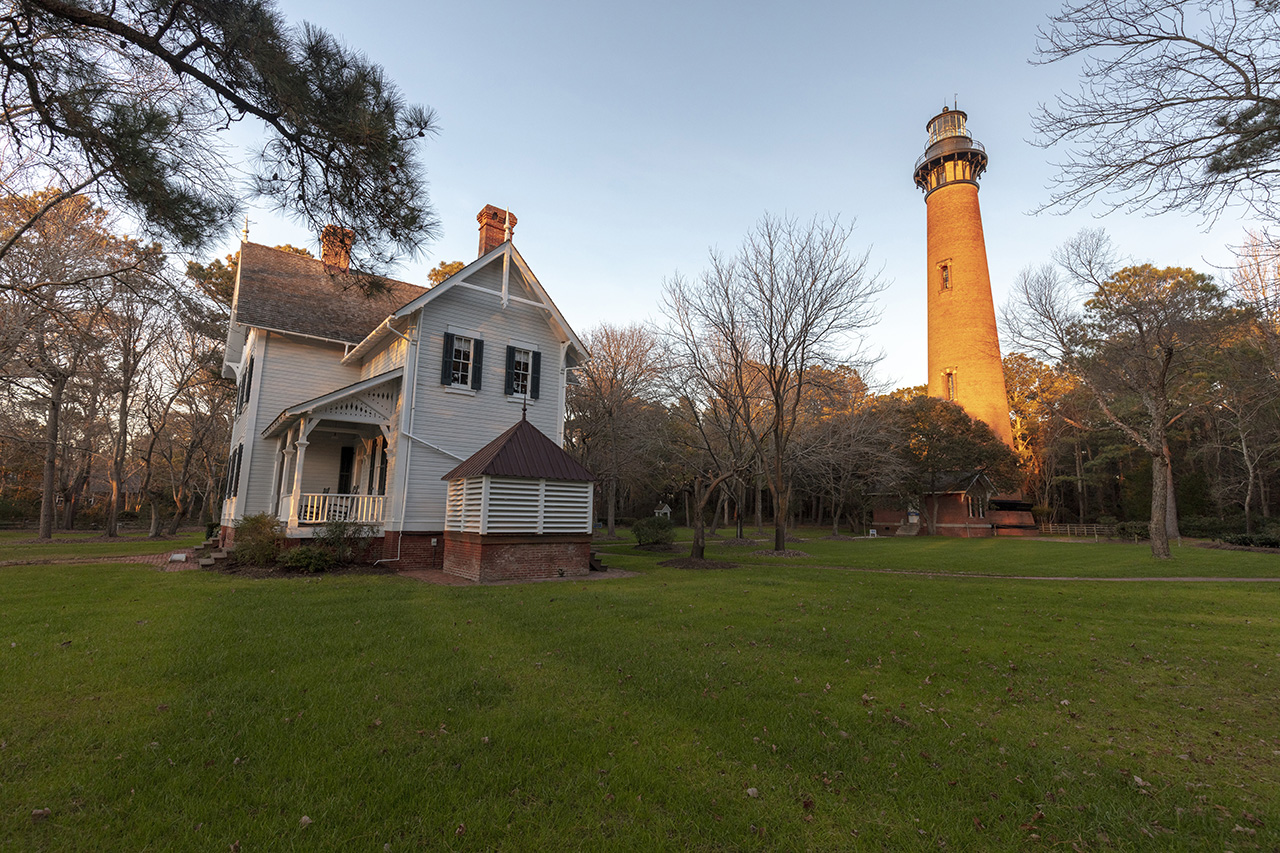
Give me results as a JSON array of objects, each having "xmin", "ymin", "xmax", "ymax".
[{"xmin": 282, "ymin": 493, "xmax": 385, "ymax": 525}]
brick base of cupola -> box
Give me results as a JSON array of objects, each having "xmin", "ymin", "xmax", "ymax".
[{"xmin": 442, "ymin": 531, "xmax": 591, "ymax": 582}]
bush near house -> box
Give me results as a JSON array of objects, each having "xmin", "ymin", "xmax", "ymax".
[
  {"xmin": 278, "ymin": 545, "xmax": 337, "ymax": 573},
  {"xmin": 230, "ymin": 513, "xmax": 283, "ymax": 566},
  {"xmin": 314, "ymin": 519, "xmax": 377, "ymax": 564}
]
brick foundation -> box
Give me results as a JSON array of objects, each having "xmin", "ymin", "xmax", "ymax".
[
  {"xmin": 443, "ymin": 531, "xmax": 591, "ymax": 582},
  {"xmin": 381, "ymin": 531, "xmax": 444, "ymax": 571}
]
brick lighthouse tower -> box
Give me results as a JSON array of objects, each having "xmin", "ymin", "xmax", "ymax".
[{"xmin": 913, "ymin": 107, "xmax": 1014, "ymax": 447}]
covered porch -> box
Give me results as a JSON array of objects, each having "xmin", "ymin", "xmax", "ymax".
[{"xmin": 261, "ymin": 370, "xmax": 401, "ymax": 535}]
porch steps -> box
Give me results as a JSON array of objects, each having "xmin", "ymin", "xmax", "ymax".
[
  {"xmin": 894, "ymin": 523, "xmax": 921, "ymax": 537},
  {"xmin": 589, "ymin": 551, "xmax": 608, "ymax": 572},
  {"xmin": 199, "ymin": 547, "xmax": 233, "ymax": 569}
]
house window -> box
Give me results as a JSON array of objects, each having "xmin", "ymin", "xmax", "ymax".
[
  {"xmin": 225, "ymin": 444, "xmax": 243, "ymax": 499},
  {"xmin": 940, "ymin": 264, "xmax": 951, "ymax": 290},
  {"xmin": 440, "ymin": 332, "xmax": 484, "ymax": 390},
  {"xmin": 504, "ymin": 346, "xmax": 542, "ymax": 398},
  {"xmin": 967, "ymin": 494, "xmax": 986, "ymax": 519},
  {"xmin": 945, "ymin": 370, "xmax": 957, "ymax": 401},
  {"xmin": 237, "ymin": 356, "xmax": 254, "ymax": 414}
]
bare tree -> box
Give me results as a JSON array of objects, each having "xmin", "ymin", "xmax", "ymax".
[
  {"xmin": 1006, "ymin": 230, "xmax": 1232, "ymax": 558},
  {"xmin": 1034, "ymin": 0, "xmax": 1280, "ymax": 219},
  {"xmin": 566, "ymin": 323, "xmax": 663, "ymax": 537},
  {"xmin": 661, "ymin": 214, "xmax": 884, "ymax": 553},
  {"xmin": 1231, "ymin": 231, "xmax": 1280, "ymax": 374}
]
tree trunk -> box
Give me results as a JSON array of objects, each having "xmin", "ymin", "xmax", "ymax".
[
  {"xmin": 689, "ymin": 479, "xmax": 707, "ymax": 560},
  {"xmin": 735, "ymin": 480, "xmax": 745, "ymax": 540},
  {"xmin": 1149, "ymin": 451, "xmax": 1171, "ymax": 559},
  {"xmin": 1240, "ymin": 425, "xmax": 1256, "ymax": 535},
  {"xmin": 148, "ymin": 499, "xmax": 161, "ymax": 538},
  {"xmin": 1074, "ymin": 441, "xmax": 1086, "ymax": 523},
  {"xmin": 772, "ymin": 480, "xmax": 788, "ymax": 552},
  {"xmin": 38, "ymin": 374, "xmax": 67, "ymax": 540},
  {"xmin": 606, "ymin": 475, "xmax": 617, "ymax": 538},
  {"xmin": 754, "ymin": 476, "xmax": 763, "ymax": 533}
]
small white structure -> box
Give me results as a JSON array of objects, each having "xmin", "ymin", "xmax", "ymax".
[
  {"xmin": 441, "ymin": 415, "xmax": 594, "ymax": 581},
  {"xmin": 653, "ymin": 503, "xmax": 672, "ymax": 519}
]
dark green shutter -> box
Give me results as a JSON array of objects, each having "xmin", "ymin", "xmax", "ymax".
[
  {"xmin": 504, "ymin": 346, "xmax": 516, "ymax": 395},
  {"xmin": 530, "ymin": 351, "xmax": 541, "ymax": 399},
  {"xmin": 471, "ymin": 340, "xmax": 484, "ymax": 390},
  {"xmin": 440, "ymin": 333, "xmax": 455, "ymax": 385}
]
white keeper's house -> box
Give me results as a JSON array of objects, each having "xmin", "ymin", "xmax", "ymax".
[{"xmin": 219, "ymin": 206, "xmax": 594, "ymax": 579}]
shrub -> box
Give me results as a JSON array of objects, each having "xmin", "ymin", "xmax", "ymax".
[
  {"xmin": 1115, "ymin": 521, "xmax": 1149, "ymax": 540},
  {"xmin": 1097, "ymin": 515, "xmax": 1118, "ymax": 527},
  {"xmin": 279, "ymin": 545, "xmax": 336, "ymax": 573},
  {"xmin": 632, "ymin": 516, "xmax": 674, "ymax": 546},
  {"xmin": 315, "ymin": 518, "xmax": 375, "ymax": 565},
  {"xmin": 232, "ymin": 513, "xmax": 283, "ymax": 566},
  {"xmin": 1180, "ymin": 516, "xmax": 1240, "ymax": 540},
  {"xmin": 204, "ymin": 521, "xmax": 220, "ymax": 539},
  {"xmin": 1228, "ymin": 532, "xmax": 1280, "ymax": 548}
]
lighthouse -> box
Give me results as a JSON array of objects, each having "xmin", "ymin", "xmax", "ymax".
[{"xmin": 913, "ymin": 107, "xmax": 1014, "ymax": 447}]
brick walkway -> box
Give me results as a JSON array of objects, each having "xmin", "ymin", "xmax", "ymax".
[{"xmin": 131, "ymin": 548, "xmax": 199, "ymax": 570}]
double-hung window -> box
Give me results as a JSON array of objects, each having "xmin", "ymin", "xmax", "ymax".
[
  {"xmin": 504, "ymin": 345, "xmax": 541, "ymax": 399},
  {"xmin": 441, "ymin": 332, "xmax": 484, "ymax": 390}
]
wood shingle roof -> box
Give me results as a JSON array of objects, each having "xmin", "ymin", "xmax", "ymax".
[{"xmin": 233, "ymin": 243, "xmax": 428, "ymax": 344}]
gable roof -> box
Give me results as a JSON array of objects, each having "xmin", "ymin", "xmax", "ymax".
[
  {"xmin": 343, "ymin": 240, "xmax": 586, "ymax": 365},
  {"xmin": 260, "ymin": 368, "xmax": 403, "ymax": 438},
  {"xmin": 233, "ymin": 242, "xmax": 428, "ymax": 345},
  {"xmin": 442, "ymin": 416, "xmax": 593, "ymax": 482}
]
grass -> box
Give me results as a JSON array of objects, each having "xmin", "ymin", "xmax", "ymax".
[
  {"xmin": 1, "ymin": 535, "xmax": 1278, "ymax": 850},
  {"xmin": 0, "ymin": 529, "xmax": 204, "ymax": 563}
]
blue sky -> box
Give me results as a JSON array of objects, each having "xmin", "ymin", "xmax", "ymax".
[{"xmin": 225, "ymin": 0, "xmax": 1261, "ymax": 388}]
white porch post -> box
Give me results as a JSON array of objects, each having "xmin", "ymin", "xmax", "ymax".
[
  {"xmin": 280, "ymin": 445, "xmax": 297, "ymax": 521},
  {"xmin": 290, "ymin": 420, "xmax": 309, "ymax": 527},
  {"xmin": 269, "ymin": 435, "xmax": 285, "ymax": 516}
]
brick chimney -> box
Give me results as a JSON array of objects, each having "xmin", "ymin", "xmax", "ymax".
[
  {"xmin": 321, "ymin": 224, "xmax": 354, "ymax": 273},
  {"xmin": 476, "ymin": 205, "xmax": 516, "ymax": 257}
]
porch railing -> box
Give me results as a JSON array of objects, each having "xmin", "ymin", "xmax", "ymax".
[{"xmin": 280, "ymin": 493, "xmax": 385, "ymax": 525}]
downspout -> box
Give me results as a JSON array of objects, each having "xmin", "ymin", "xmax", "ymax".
[{"xmin": 376, "ymin": 315, "xmax": 420, "ymax": 567}]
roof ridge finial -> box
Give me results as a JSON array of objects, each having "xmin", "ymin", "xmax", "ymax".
[
  {"xmin": 521, "ymin": 394, "xmax": 527, "ymax": 420},
  {"xmin": 242, "ymin": 214, "xmax": 251, "ymax": 242},
  {"xmin": 504, "ymin": 208, "xmax": 511, "ymax": 242}
]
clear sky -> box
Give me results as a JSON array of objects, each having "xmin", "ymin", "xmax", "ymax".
[{"xmin": 224, "ymin": 0, "xmax": 1262, "ymax": 390}]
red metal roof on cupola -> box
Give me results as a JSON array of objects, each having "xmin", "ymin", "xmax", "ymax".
[{"xmin": 442, "ymin": 415, "xmax": 594, "ymax": 482}]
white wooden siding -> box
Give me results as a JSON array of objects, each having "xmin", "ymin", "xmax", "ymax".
[
  {"xmin": 398, "ymin": 268, "xmax": 569, "ymax": 531},
  {"xmin": 362, "ymin": 336, "xmax": 407, "ymax": 379},
  {"xmin": 239, "ymin": 333, "xmax": 362, "ymax": 516}
]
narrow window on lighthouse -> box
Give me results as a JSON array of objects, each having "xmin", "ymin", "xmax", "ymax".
[
  {"xmin": 940, "ymin": 263, "xmax": 951, "ymax": 290},
  {"xmin": 945, "ymin": 370, "xmax": 957, "ymax": 401}
]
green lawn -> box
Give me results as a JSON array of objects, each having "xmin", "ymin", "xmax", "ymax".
[
  {"xmin": 656, "ymin": 529, "xmax": 1280, "ymax": 578},
  {"xmin": 0, "ymin": 529, "xmax": 204, "ymax": 563},
  {"xmin": 2, "ymin": 537, "xmax": 1277, "ymax": 851}
]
